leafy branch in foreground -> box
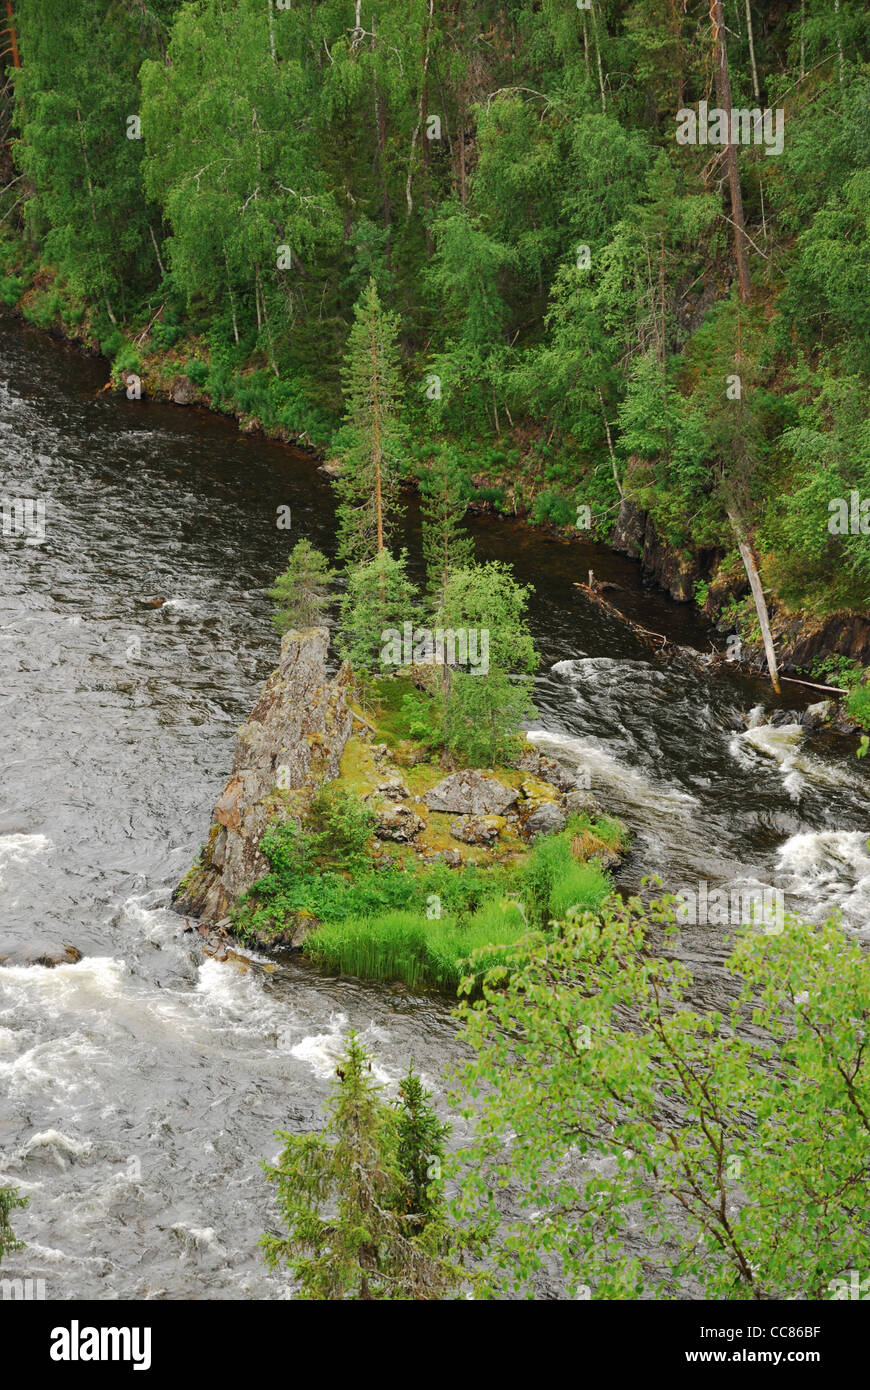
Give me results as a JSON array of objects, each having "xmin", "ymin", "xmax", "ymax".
[
  {"xmin": 448, "ymin": 890, "xmax": 870, "ymax": 1300},
  {"xmin": 0, "ymin": 1185, "xmax": 28, "ymax": 1263}
]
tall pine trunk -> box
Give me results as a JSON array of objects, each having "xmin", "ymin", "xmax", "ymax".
[{"xmin": 710, "ymin": 0, "xmax": 751, "ymax": 305}]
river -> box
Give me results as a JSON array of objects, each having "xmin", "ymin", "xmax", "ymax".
[{"xmin": 1, "ymin": 318, "xmax": 867, "ymax": 1298}]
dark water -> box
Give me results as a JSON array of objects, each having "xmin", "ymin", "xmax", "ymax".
[{"xmin": 1, "ymin": 319, "xmax": 867, "ymax": 1298}]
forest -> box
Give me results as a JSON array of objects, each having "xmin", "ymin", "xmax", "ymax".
[{"xmin": 0, "ymin": 0, "xmax": 868, "ymax": 684}]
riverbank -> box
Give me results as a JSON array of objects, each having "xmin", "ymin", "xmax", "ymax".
[{"xmin": 3, "ymin": 231, "xmax": 867, "ymax": 714}]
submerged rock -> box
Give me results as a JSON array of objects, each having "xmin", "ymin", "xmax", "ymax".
[
  {"xmin": 173, "ymin": 627, "xmax": 353, "ymax": 924},
  {"xmin": 424, "ymin": 771, "xmax": 518, "ymax": 816},
  {"xmin": 0, "ymin": 942, "xmax": 82, "ymax": 969}
]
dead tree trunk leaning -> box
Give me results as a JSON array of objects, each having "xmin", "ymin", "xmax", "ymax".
[{"xmin": 728, "ymin": 508, "xmax": 781, "ymax": 694}]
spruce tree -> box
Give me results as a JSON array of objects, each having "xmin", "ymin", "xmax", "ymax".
[
  {"xmin": 260, "ymin": 1034, "xmax": 468, "ymax": 1300},
  {"xmin": 335, "ymin": 278, "xmax": 405, "ymax": 565},
  {"xmin": 421, "ymin": 446, "xmax": 474, "ymax": 608},
  {"xmin": 394, "ymin": 1065, "xmax": 450, "ymax": 1225},
  {"xmin": 267, "ymin": 539, "xmax": 335, "ymax": 633}
]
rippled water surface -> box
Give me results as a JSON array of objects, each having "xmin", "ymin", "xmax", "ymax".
[{"xmin": 1, "ymin": 318, "xmax": 867, "ymax": 1298}]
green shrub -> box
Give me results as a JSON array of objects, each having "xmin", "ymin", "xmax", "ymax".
[
  {"xmin": 151, "ymin": 319, "xmax": 185, "ymax": 349},
  {"xmin": 0, "ymin": 274, "xmax": 28, "ymax": 307},
  {"xmin": 531, "ymin": 489, "xmax": 576, "ymax": 527},
  {"xmin": 185, "ymin": 358, "xmax": 209, "ymax": 386},
  {"xmin": 23, "ymin": 290, "xmax": 62, "ymax": 330},
  {"xmin": 846, "ymin": 682, "xmax": 870, "ymax": 730}
]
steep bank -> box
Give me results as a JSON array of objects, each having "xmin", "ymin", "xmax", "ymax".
[{"xmin": 611, "ymin": 496, "xmax": 870, "ymax": 678}]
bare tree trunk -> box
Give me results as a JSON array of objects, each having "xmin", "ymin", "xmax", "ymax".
[
  {"xmin": 727, "ymin": 506, "xmax": 781, "ymax": 693},
  {"xmin": 710, "ymin": 0, "xmax": 751, "ymax": 304},
  {"xmin": 834, "ymin": 0, "xmax": 845, "ymax": 89},
  {"xmin": 591, "ymin": 3, "xmax": 607, "ymax": 113},
  {"xmin": 149, "ymin": 224, "xmax": 165, "ymax": 277},
  {"xmin": 405, "ymin": 0, "xmax": 434, "ymax": 217},
  {"xmin": 597, "ymin": 386, "xmax": 623, "ymax": 499},
  {"xmin": 223, "ymin": 244, "xmax": 239, "ymax": 344},
  {"xmin": 3, "ymin": 0, "xmax": 20, "ymax": 68},
  {"xmin": 745, "ymin": 0, "xmax": 760, "ymax": 102}
]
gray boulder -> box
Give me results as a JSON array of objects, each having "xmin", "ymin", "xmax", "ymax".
[
  {"xmin": 563, "ymin": 789, "xmax": 601, "ymax": 818},
  {"xmin": 449, "ymin": 814, "xmax": 505, "ymax": 845},
  {"xmin": 525, "ymin": 802, "xmax": 566, "ymax": 840},
  {"xmin": 373, "ymin": 803, "xmax": 425, "ymax": 842},
  {"xmin": 424, "ymin": 771, "xmax": 518, "ymax": 816}
]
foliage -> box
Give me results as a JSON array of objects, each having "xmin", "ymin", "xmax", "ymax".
[
  {"xmin": 0, "ymin": 1185, "xmax": 28, "ymax": 1263},
  {"xmin": 337, "ymin": 549, "xmax": 419, "ymax": 674},
  {"xmin": 450, "ymin": 890, "xmax": 870, "ymax": 1300}
]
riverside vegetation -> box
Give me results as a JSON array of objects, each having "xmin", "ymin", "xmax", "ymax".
[{"xmin": 0, "ymin": 1, "xmax": 868, "ymax": 710}]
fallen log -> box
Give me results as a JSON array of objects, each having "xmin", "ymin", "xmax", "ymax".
[{"xmin": 573, "ymin": 578, "xmax": 677, "ymax": 654}]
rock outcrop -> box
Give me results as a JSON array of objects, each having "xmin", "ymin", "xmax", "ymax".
[
  {"xmin": 173, "ymin": 627, "xmax": 353, "ymax": 924},
  {"xmin": 611, "ymin": 496, "xmax": 704, "ymax": 603},
  {"xmin": 525, "ymin": 802, "xmax": 567, "ymax": 840}
]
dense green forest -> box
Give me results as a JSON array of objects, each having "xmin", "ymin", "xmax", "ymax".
[{"xmin": 0, "ymin": 0, "xmax": 868, "ymax": 650}]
